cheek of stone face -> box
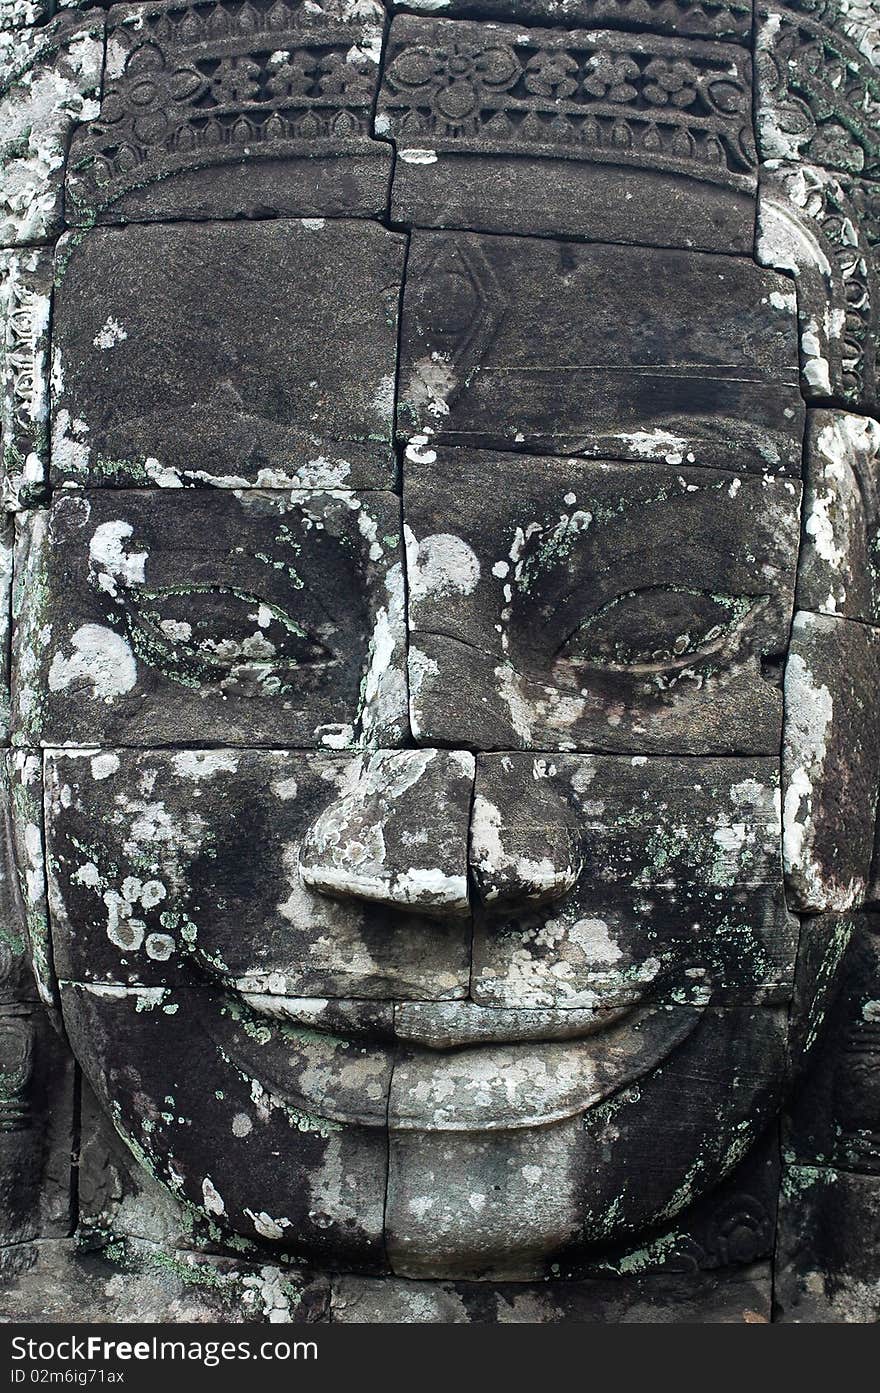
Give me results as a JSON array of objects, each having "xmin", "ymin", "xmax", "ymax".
[
  {"xmin": 469, "ymin": 755, "xmax": 798, "ymax": 1011},
  {"xmin": 59, "ymin": 980, "xmax": 391, "ymax": 1269},
  {"xmin": 44, "ymin": 748, "xmax": 471, "ymax": 1000}
]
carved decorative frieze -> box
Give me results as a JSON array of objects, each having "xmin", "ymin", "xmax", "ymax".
[
  {"xmin": 757, "ymin": 163, "xmax": 878, "ymax": 409},
  {"xmin": 0, "ymin": 13, "xmax": 104, "ymax": 247},
  {"xmin": 756, "ymin": 2, "xmax": 880, "ymax": 176},
  {"xmin": 66, "ymin": 0, "xmax": 391, "ymax": 222},
  {"xmin": 377, "ymin": 15, "xmax": 757, "ymax": 247},
  {"xmin": 0, "ymin": 250, "xmax": 51, "ymax": 511}
]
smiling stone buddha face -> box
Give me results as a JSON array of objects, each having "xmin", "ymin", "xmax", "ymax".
[{"xmin": 5, "ymin": 0, "xmax": 880, "ymax": 1283}]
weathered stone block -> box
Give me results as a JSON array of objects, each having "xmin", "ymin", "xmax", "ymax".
[
  {"xmin": 0, "ymin": 249, "xmax": 50, "ymax": 509},
  {"xmin": 5, "ymin": 749, "xmax": 54, "ymax": 1015},
  {"xmin": 384, "ymin": 0, "xmax": 753, "ymax": 42},
  {"xmin": 404, "ymin": 447, "xmax": 801, "ymax": 754},
  {"xmin": 798, "ymin": 410, "xmax": 880, "ymax": 625},
  {"xmin": 378, "ymin": 17, "xmax": 756, "ymax": 250},
  {"xmin": 52, "ymin": 220, "xmax": 403, "ymax": 489},
  {"xmin": 385, "ymin": 1007, "xmax": 786, "ymax": 1277},
  {"xmin": 782, "ymin": 611, "xmax": 880, "ymax": 912},
  {"xmin": 13, "ymin": 490, "xmax": 407, "ymax": 747},
  {"xmin": 774, "ymin": 1165, "xmax": 880, "ymax": 1322},
  {"xmin": 330, "ymin": 1265, "xmax": 771, "ymax": 1322},
  {"xmin": 61, "ymin": 981, "xmax": 390, "ymax": 1270},
  {"xmin": 787, "ymin": 911, "xmax": 856, "ymax": 1073},
  {"xmin": 469, "ymin": 754, "xmax": 796, "ymax": 1009},
  {"xmin": 76, "ymin": 1078, "xmax": 199, "ymax": 1251},
  {"xmin": 784, "ymin": 913, "xmax": 880, "ymax": 1170},
  {"xmin": 757, "ymin": 164, "xmax": 878, "ymax": 410},
  {"xmin": 65, "ymin": 0, "xmax": 391, "ymax": 224},
  {"xmin": 45, "ymin": 747, "xmax": 470, "ymax": 999},
  {"xmin": 0, "ymin": 13, "xmax": 103, "ymax": 247},
  {"xmin": 0, "ymin": 518, "xmax": 9, "ymax": 741},
  {"xmin": 0, "ymin": 1002, "xmax": 75, "ymax": 1244},
  {"xmin": 0, "ymin": 1238, "xmax": 330, "ymax": 1322},
  {"xmin": 398, "ymin": 234, "xmax": 804, "ymax": 473}
]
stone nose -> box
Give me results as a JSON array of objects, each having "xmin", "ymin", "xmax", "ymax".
[
  {"xmin": 469, "ymin": 777, "xmax": 583, "ymax": 914},
  {"xmin": 298, "ymin": 749, "xmax": 475, "ymax": 918},
  {"xmin": 299, "ymin": 750, "xmax": 582, "ymax": 920}
]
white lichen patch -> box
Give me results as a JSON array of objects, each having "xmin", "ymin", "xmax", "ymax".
[
  {"xmin": 244, "ymin": 1209, "xmax": 292, "ymax": 1241},
  {"xmin": 90, "ymin": 752, "xmax": 120, "ymax": 782},
  {"xmin": 240, "ymin": 1266, "xmax": 302, "ymax": 1324},
  {"xmin": 782, "ymin": 644, "xmax": 843, "ymax": 908},
  {"xmin": 405, "ymin": 528, "xmax": 481, "ymax": 607},
  {"xmin": 358, "ymin": 559, "xmax": 407, "ymax": 744},
  {"xmin": 201, "ymin": 1176, "xmax": 226, "ymax": 1216},
  {"xmin": 88, "ymin": 520, "xmax": 148, "ymax": 597},
  {"xmin": 370, "ymin": 374, "xmax": 396, "ymax": 423},
  {"xmin": 170, "ymin": 751, "xmax": 239, "ymax": 781},
  {"xmin": 48, "ymin": 624, "xmax": 137, "ymax": 701},
  {"xmin": 0, "ymin": 21, "xmax": 103, "ymax": 246},
  {"xmin": 51, "ymin": 408, "xmax": 91, "ymax": 481},
  {"xmin": 405, "ymin": 353, "xmax": 455, "ymax": 419},
  {"xmin": 93, "ymin": 317, "xmax": 128, "ymax": 351}
]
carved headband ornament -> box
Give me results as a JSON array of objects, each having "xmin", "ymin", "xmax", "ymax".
[{"xmin": 59, "ymin": 2, "xmax": 870, "ymax": 193}]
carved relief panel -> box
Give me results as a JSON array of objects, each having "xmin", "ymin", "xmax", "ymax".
[{"xmin": 0, "ymin": 0, "xmax": 878, "ymax": 1325}]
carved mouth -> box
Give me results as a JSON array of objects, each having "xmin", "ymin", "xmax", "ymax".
[
  {"xmin": 212, "ymin": 989, "xmax": 703, "ymax": 1133},
  {"xmin": 239, "ymin": 991, "xmax": 636, "ymax": 1048}
]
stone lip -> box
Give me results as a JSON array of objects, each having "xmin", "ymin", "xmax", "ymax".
[
  {"xmin": 240, "ymin": 991, "xmax": 635, "ymax": 1047},
  {"xmin": 230, "ymin": 989, "xmax": 702, "ymax": 1132},
  {"xmin": 393, "ymin": 1000, "xmax": 634, "ymax": 1049}
]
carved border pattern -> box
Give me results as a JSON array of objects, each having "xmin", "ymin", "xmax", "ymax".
[
  {"xmin": 0, "ymin": 253, "xmax": 50, "ymax": 512},
  {"xmin": 378, "ymin": 24, "xmax": 756, "ymax": 187},
  {"xmin": 759, "ymin": 165, "xmax": 878, "ymax": 407},
  {"xmin": 68, "ymin": 0, "xmax": 384, "ymax": 207},
  {"xmin": 756, "ymin": 4, "xmax": 880, "ymax": 176}
]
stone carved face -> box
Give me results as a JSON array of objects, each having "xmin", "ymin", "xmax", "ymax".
[{"xmin": 3, "ymin": 0, "xmax": 879, "ymax": 1284}]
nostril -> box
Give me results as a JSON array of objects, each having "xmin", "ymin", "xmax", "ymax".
[
  {"xmin": 469, "ymin": 786, "xmax": 583, "ymax": 915},
  {"xmin": 298, "ymin": 748, "xmax": 474, "ymax": 919}
]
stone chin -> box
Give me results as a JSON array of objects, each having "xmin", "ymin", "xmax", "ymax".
[{"xmin": 60, "ymin": 982, "xmax": 787, "ymax": 1278}]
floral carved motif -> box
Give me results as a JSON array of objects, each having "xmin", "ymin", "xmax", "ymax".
[
  {"xmin": 378, "ymin": 20, "xmax": 756, "ymax": 187},
  {"xmin": 756, "ymin": 3, "xmax": 880, "ymax": 176},
  {"xmin": 67, "ymin": 0, "xmax": 386, "ymax": 215}
]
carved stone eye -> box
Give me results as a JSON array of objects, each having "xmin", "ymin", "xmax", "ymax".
[
  {"xmin": 557, "ymin": 586, "xmax": 757, "ymax": 672},
  {"xmin": 121, "ymin": 584, "xmax": 334, "ymax": 688}
]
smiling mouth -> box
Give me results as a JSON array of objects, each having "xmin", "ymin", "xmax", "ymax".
[
  {"xmin": 210, "ymin": 987, "xmax": 703, "ymax": 1133},
  {"xmin": 239, "ymin": 991, "xmax": 637, "ymax": 1047}
]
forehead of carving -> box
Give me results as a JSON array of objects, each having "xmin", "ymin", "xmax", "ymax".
[
  {"xmin": 398, "ymin": 235, "xmax": 803, "ymax": 472},
  {"xmin": 50, "ymin": 219, "xmax": 403, "ymax": 490}
]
